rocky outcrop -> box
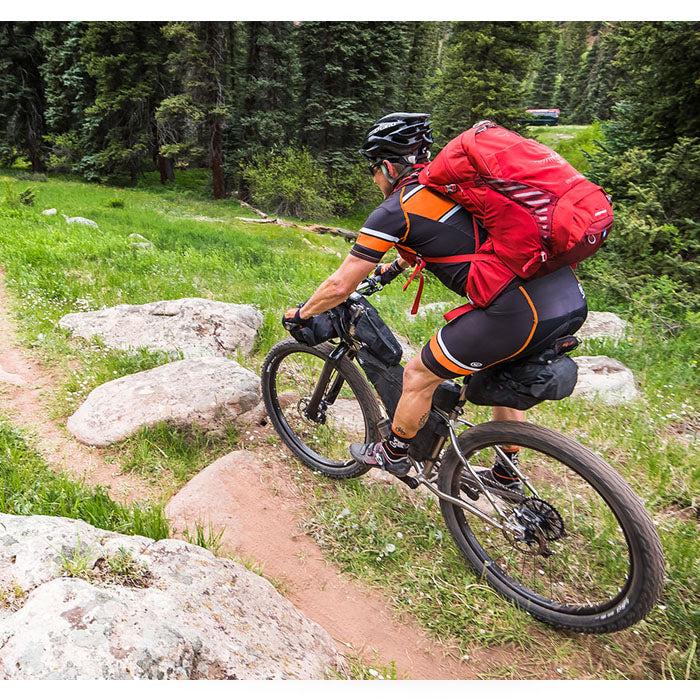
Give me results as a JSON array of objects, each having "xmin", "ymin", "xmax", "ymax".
[
  {"xmin": 59, "ymin": 297, "xmax": 263, "ymax": 358},
  {"xmin": 128, "ymin": 233, "xmax": 155, "ymax": 251},
  {"xmin": 573, "ymin": 355, "xmax": 639, "ymax": 404},
  {"xmin": 578, "ymin": 311, "xmax": 628, "ymax": 343},
  {"xmin": 67, "ymin": 358, "xmax": 261, "ymax": 446},
  {"xmin": 0, "ymin": 514, "xmax": 343, "ymax": 679}
]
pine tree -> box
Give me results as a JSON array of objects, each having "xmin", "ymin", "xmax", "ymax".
[
  {"xmin": 432, "ymin": 22, "xmax": 545, "ymax": 141},
  {"xmin": 529, "ymin": 31, "xmax": 559, "ymax": 108},
  {"xmin": 37, "ymin": 22, "xmax": 94, "ymax": 172},
  {"xmin": 610, "ymin": 21, "xmax": 700, "ymax": 150},
  {"xmin": 159, "ymin": 22, "xmax": 231, "ymax": 197},
  {"xmin": 401, "ymin": 22, "xmax": 446, "ymax": 111},
  {"xmin": 553, "ymin": 22, "xmax": 590, "ymax": 121},
  {"xmin": 79, "ymin": 22, "xmax": 172, "ymax": 183},
  {"xmin": 569, "ymin": 24, "xmax": 623, "ymax": 124},
  {"xmin": 298, "ymin": 22, "xmax": 412, "ymax": 172},
  {"xmin": 0, "ymin": 22, "xmax": 47, "ymax": 170},
  {"xmin": 227, "ymin": 21, "xmax": 300, "ymax": 194}
]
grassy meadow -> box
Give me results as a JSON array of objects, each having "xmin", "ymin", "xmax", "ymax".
[{"xmin": 0, "ymin": 125, "xmax": 697, "ymax": 679}]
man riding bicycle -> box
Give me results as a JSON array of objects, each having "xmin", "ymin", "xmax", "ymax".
[{"xmin": 284, "ymin": 113, "xmax": 588, "ymax": 490}]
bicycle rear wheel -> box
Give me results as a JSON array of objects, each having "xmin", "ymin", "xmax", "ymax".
[
  {"xmin": 261, "ymin": 339, "xmax": 383, "ymax": 478},
  {"xmin": 438, "ymin": 421, "xmax": 665, "ymax": 633}
]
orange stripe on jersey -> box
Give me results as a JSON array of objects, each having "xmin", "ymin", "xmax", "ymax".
[
  {"xmin": 428, "ymin": 335, "xmax": 474, "ymax": 377},
  {"xmin": 356, "ymin": 232, "xmax": 395, "ymax": 254},
  {"xmin": 401, "ymin": 187, "xmax": 456, "ymax": 222},
  {"xmin": 482, "ymin": 286, "xmax": 539, "ymax": 369}
]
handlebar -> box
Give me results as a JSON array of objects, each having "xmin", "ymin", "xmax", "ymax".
[{"xmin": 355, "ymin": 275, "xmax": 384, "ymax": 297}]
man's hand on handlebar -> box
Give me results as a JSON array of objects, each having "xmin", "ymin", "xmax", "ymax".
[{"xmin": 374, "ymin": 258, "xmax": 405, "ymax": 286}]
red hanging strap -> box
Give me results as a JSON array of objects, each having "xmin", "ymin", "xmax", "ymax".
[
  {"xmin": 402, "ymin": 258, "xmax": 427, "ymax": 315},
  {"xmin": 402, "ymin": 253, "xmax": 492, "ymax": 315}
]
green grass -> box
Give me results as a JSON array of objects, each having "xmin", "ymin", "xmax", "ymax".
[
  {"xmin": 0, "ymin": 418, "xmax": 169, "ymax": 540},
  {"xmin": 527, "ymin": 123, "xmax": 604, "ymax": 173},
  {"xmin": 0, "ymin": 146, "xmax": 697, "ymax": 679}
]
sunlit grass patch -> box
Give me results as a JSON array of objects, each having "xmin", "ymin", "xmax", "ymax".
[
  {"xmin": 112, "ymin": 422, "xmax": 240, "ymax": 488},
  {"xmin": 0, "ymin": 418, "xmax": 169, "ymax": 540}
]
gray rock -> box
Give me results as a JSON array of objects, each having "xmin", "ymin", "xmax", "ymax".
[
  {"xmin": 128, "ymin": 233, "xmax": 155, "ymax": 251},
  {"xmin": 63, "ymin": 216, "xmax": 99, "ymax": 228},
  {"xmin": 0, "ymin": 514, "xmax": 343, "ymax": 679},
  {"xmin": 405, "ymin": 301, "xmax": 452, "ymax": 321},
  {"xmin": 42, "ymin": 208, "xmax": 57, "ymax": 216},
  {"xmin": 67, "ymin": 357, "xmax": 261, "ymax": 446},
  {"xmin": 573, "ymin": 355, "xmax": 639, "ymax": 404},
  {"xmin": 59, "ymin": 297, "xmax": 263, "ymax": 358},
  {"xmin": 578, "ymin": 311, "xmax": 628, "ymax": 343}
]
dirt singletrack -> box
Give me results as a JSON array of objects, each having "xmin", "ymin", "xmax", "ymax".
[
  {"xmin": 165, "ymin": 448, "xmax": 532, "ymax": 679},
  {"xmin": 0, "ymin": 269, "xmax": 157, "ymax": 504}
]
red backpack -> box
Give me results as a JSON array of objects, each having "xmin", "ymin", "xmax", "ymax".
[{"xmin": 414, "ymin": 120, "xmax": 613, "ymax": 318}]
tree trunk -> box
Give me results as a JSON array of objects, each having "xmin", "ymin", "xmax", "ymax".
[
  {"xmin": 210, "ymin": 115, "xmax": 225, "ymax": 199},
  {"xmin": 157, "ymin": 154, "xmax": 175, "ymax": 183}
]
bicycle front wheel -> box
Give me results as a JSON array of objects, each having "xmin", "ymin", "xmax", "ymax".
[
  {"xmin": 438, "ymin": 421, "xmax": 665, "ymax": 633},
  {"xmin": 261, "ymin": 339, "xmax": 383, "ymax": 478}
]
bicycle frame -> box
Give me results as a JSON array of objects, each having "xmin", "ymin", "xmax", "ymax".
[{"xmin": 308, "ymin": 337, "xmax": 534, "ymax": 538}]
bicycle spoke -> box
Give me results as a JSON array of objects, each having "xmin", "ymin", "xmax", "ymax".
[{"xmin": 452, "ymin": 443, "xmax": 632, "ymax": 611}]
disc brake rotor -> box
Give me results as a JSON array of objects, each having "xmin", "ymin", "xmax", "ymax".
[{"xmin": 507, "ymin": 497, "xmax": 566, "ymax": 556}]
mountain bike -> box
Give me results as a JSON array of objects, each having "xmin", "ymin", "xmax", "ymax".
[{"xmin": 261, "ymin": 277, "xmax": 665, "ymax": 633}]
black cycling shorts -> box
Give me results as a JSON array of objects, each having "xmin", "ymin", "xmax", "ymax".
[{"xmin": 421, "ymin": 266, "xmax": 588, "ymax": 379}]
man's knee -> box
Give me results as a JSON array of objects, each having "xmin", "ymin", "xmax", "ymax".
[{"xmin": 403, "ymin": 354, "xmax": 444, "ymax": 393}]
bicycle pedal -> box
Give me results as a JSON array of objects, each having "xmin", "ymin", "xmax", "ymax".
[{"xmin": 396, "ymin": 474, "xmax": 420, "ymax": 489}]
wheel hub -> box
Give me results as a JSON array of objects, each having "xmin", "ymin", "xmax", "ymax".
[
  {"xmin": 512, "ymin": 497, "xmax": 565, "ymax": 555},
  {"xmin": 298, "ymin": 397, "xmax": 328, "ymax": 424}
]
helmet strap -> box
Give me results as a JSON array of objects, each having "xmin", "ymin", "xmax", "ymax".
[{"xmin": 380, "ymin": 162, "xmax": 410, "ymax": 189}]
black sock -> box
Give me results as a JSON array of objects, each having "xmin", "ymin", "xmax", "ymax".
[
  {"xmin": 383, "ymin": 429, "xmax": 413, "ymax": 461},
  {"xmin": 493, "ymin": 450, "xmax": 520, "ymax": 482}
]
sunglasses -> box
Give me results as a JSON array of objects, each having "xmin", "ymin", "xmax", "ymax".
[{"xmin": 368, "ymin": 163, "xmax": 381, "ymax": 176}]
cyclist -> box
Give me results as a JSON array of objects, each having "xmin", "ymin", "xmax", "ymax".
[{"xmin": 284, "ymin": 113, "xmax": 588, "ymax": 490}]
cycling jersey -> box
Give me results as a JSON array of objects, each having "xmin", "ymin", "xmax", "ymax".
[{"xmin": 350, "ymin": 173, "xmax": 488, "ymax": 298}]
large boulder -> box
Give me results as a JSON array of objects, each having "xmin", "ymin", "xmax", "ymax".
[
  {"xmin": 59, "ymin": 297, "xmax": 263, "ymax": 358},
  {"xmin": 578, "ymin": 311, "xmax": 628, "ymax": 343},
  {"xmin": 0, "ymin": 514, "xmax": 343, "ymax": 679},
  {"xmin": 67, "ymin": 357, "xmax": 261, "ymax": 446},
  {"xmin": 573, "ymin": 355, "xmax": 639, "ymax": 404}
]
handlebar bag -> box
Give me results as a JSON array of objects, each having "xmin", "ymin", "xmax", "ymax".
[{"xmin": 288, "ymin": 310, "xmax": 338, "ymax": 346}]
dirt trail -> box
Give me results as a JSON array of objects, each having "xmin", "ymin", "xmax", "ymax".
[
  {"xmin": 166, "ymin": 449, "xmax": 526, "ymax": 680},
  {"xmin": 0, "ymin": 269, "xmax": 156, "ymax": 503}
]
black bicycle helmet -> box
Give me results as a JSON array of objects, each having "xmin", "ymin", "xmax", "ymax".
[{"xmin": 359, "ymin": 112, "xmax": 433, "ymax": 166}]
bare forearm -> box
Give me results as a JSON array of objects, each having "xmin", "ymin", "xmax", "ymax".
[
  {"xmin": 299, "ymin": 278, "xmax": 351, "ymax": 318},
  {"xmin": 298, "ymin": 254, "xmax": 376, "ymax": 319}
]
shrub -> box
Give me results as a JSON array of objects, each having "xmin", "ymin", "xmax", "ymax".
[
  {"xmin": 241, "ymin": 147, "xmax": 382, "ymax": 220},
  {"xmin": 108, "ymin": 197, "xmax": 125, "ymax": 208},
  {"xmin": 329, "ymin": 162, "xmax": 382, "ymax": 216},
  {"xmin": 1, "ymin": 183, "xmax": 35, "ymax": 208},
  {"xmin": 241, "ymin": 148, "xmax": 333, "ymax": 219}
]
